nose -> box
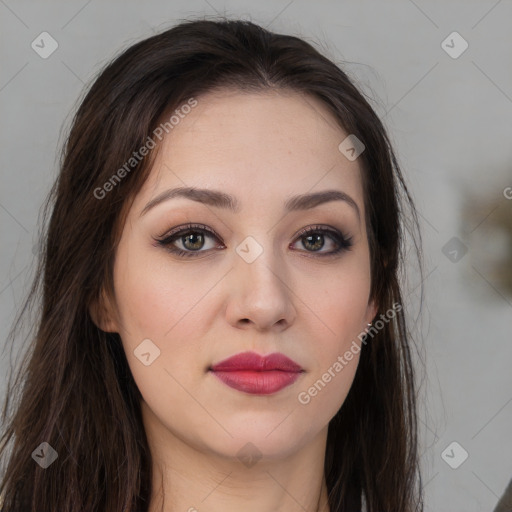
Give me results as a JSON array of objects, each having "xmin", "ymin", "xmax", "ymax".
[{"xmin": 225, "ymin": 248, "xmax": 297, "ymax": 332}]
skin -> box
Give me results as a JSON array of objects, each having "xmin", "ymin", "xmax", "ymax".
[{"xmin": 92, "ymin": 89, "xmax": 377, "ymax": 512}]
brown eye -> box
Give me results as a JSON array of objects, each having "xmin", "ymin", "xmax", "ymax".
[
  {"xmin": 155, "ymin": 224, "xmax": 223, "ymax": 258},
  {"xmin": 291, "ymin": 225, "xmax": 353, "ymax": 257},
  {"xmin": 180, "ymin": 231, "xmax": 206, "ymax": 251},
  {"xmin": 301, "ymin": 232, "xmax": 326, "ymax": 251},
  {"xmin": 155, "ymin": 223, "xmax": 353, "ymax": 259}
]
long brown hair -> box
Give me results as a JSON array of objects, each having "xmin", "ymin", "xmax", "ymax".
[{"xmin": 0, "ymin": 17, "xmax": 424, "ymax": 512}]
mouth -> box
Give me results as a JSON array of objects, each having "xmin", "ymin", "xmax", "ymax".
[{"xmin": 208, "ymin": 351, "xmax": 304, "ymax": 395}]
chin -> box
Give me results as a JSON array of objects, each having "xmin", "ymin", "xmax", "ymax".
[{"xmin": 197, "ymin": 417, "xmax": 319, "ymax": 461}]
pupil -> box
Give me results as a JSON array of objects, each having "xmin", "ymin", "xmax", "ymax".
[
  {"xmin": 184, "ymin": 232, "xmax": 203, "ymax": 250},
  {"xmin": 305, "ymin": 234, "xmax": 323, "ymax": 251}
]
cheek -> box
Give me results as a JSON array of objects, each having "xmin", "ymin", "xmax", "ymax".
[
  {"xmin": 112, "ymin": 253, "xmax": 211, "ymax": 432},
  {"xmin": 312, "ymin": 265, "xmax": 371, "ymax": 346},
  {"xmin": 113, "ymin": 243, "xmax": 206, "ymax": 342},
  {"xmin": 296, "ymin": 266, "xmax": 370, "ymax": 415},
  {"xmin": 112, "ymin": 240, "xmax": 228, "ymax": 396}
]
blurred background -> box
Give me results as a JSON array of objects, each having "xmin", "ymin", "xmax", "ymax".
[{"xmin": 1, "ymin": 1, "xmax": 511, "ymax": 510}]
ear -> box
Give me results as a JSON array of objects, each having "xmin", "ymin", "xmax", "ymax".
[
  {"xmin": 88, "ymin": 287, "xmax": 120, "ymax": 333},
  {"xmin": 365, "ymin": 297, "xmax": 378, "ymax": 326}
]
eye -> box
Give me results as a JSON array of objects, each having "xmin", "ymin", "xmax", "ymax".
[
  {"xmin": 154, "ymin": 223, "xmax": 353, "ymax": 258},
  {"xmin": 154, "ymin": 223, "xmax": 223, "ymax": 258},
  {"xmin": 290, "ymin": 225, "xmax": 353, "ymax": 257}
]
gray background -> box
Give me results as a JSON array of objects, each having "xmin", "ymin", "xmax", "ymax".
[{"xmin": 1, "ymin": 1, "xmax": 511, "ymax": 511}]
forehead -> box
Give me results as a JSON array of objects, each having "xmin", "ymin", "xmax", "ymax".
[{"xmin": 135, "ymin": 89, "xmax": 365, "ymax": 216}]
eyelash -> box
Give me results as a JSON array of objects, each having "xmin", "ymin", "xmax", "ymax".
[{"xmin": 154, "ymin": 223, "xmax": 353, "ymax": 259}]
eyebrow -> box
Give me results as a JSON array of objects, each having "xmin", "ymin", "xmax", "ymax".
[{"xmin": 140, "ymin": 186, "xmax": 360, "ymax": 221}]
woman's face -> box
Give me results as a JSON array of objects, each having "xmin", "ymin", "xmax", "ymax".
[{"xmin": 100, "ymin": 89, "xmax": 377, "ymax": 461}]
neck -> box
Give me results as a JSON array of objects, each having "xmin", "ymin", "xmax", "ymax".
[
  {"xmin": 142, "ymin": 401, "xmax": 331, "ymax": 512},
  {"xmin": 149, "ymin": 466, "xmax": 331, "ymax": 512}
]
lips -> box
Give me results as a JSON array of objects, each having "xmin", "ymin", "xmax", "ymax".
[{"xmin": 209, "ymin": 351, "xmax": 304, "ymax": 395}]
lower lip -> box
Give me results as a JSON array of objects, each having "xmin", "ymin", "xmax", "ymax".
[{"xmin": 210, "ymin": 370, "xmax": 302, "ymax": 395}]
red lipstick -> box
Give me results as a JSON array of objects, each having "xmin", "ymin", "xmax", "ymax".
[{"xmin": 209, "ymin": 351, "xmax": 304, "ymax": 395}]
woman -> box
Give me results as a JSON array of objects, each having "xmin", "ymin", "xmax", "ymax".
[{"xmin": 0, "ymin": 17, "xmax": 424, "ymax": 512}]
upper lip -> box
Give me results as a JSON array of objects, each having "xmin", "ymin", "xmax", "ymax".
[{"xmin": 209, "ymin": 351, "xmax": 303, "ymax": 372}]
